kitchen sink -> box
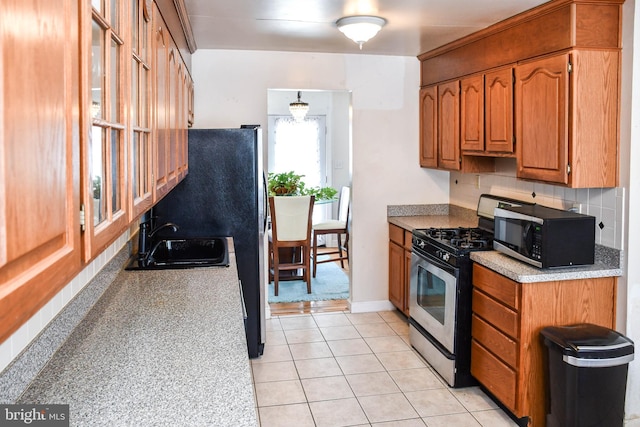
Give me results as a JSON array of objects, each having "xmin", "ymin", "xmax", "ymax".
[{"xmin": 125, "ymin": 237, "xmax": 230, "ymax": 270}]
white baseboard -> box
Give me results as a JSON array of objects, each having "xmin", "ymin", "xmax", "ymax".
[{"xmin": 348, "ymin": 299, "xmax": 395, "ymax": 313}]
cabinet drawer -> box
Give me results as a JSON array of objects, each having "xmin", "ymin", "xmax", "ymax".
[
  {"xmin": 404, "ymin": 230, "xmax": 413, "ymax": 251},
  {"xmin": 471, "ymin": 339, "xmax": 517, "ymax": 412},
  {"xmin": 472, "ymin": 314, "xmax": 518, "ymax": 369},
  {"xmin": 472, "ymin": 288, "xmax": 519, "ymax": 339},
  {"xmin": 389, "ymin": 224, "xmax": 404, "ymax": 246},
  {"xmin": 473, "ymin": 264, "xmax": 519, "ymax": 309}
]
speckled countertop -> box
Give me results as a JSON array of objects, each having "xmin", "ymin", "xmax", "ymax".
[
  {"xmin": 387, "ymin": 204, "xmax": 479, "ymax": 230},
  {"xmin": 16, "ymin": 249, "xmax": 258, "ymax": 426},
  {"xmin": 388, "ymin": 203, "xmax": 622, "ymax": 283},
  {"xmin": 470, "ymin": 250, "xmax": 622, "ymax": 283}
]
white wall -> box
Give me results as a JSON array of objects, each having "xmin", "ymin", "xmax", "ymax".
[{"xmin": 191, "ymin": 50, "xmax": 449, "ymax": 309}]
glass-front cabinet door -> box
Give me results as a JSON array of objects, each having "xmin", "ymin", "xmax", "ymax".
[
  {"xmin": 130, "ymin": 0, "xmax": 153, "ymax": 218},
  {"xmin": 83, "ymin": 0, "xmax": 128, "ymax": 260}
]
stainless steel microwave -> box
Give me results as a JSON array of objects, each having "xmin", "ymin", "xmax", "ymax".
[{"xmin": 493, "ymin": 204, "xmax": 595, "ymax": 268}]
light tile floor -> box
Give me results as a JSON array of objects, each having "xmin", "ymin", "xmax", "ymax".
[{"xmin": 252, "ymin": 310, "xmax": 520, "ymax": 427}]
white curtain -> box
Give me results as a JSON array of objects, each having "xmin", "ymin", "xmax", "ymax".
[{"xmin": 272, "ymin": 116, "xmax": 322, "ymax": 188}]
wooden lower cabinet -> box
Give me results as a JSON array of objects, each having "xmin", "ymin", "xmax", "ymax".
[
  {"xmin": 470, "ymin": 263, "xmax": 616, "ymax": 427},
  {"xmin": 388, "ymin": 224, "xmax": 412, "ymax": 316}
]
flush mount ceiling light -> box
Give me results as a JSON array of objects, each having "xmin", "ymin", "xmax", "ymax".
[
  {"xmin": 336, "ymin": 15, "xmax": 387, "ymax": 49},
  {"xmin": 289, "ymin": 91, "xmax": 309, "ymax": 122}
]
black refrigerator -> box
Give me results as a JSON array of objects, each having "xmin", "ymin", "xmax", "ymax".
[{"xmin": 153, "ymin": 127, "xmax": 266, "ymax": 358}]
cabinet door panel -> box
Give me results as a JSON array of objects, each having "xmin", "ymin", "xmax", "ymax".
[
  {"xmin": 516, "ymin": 54, "xmax": 569, "ymax": 183},
  {"xmin": 154, "ymin": 6, "xmax": 170, "ymax": 200},
  {"xmin": 419, "ymin": 86, "xmax": 438, "ymax": 168},
  {"xmin": 438, "ymin": 81, "xmax": 460, "ymax": 170},
  {"xmin": 0, "ymin": 0, "xmax": 81, "ymax": 343},
  {"xmin": 570, "ymin": 50, "xmax": 619, "ymax": 188},
  {"xmin": 485, "ymin": 68, "xmax": 514, "ymax": 153},
  {"xmin": 461, "ymin": 75, "xmax": 484, "ymax": 152}
]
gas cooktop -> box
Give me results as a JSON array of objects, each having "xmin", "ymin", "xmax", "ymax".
[{"xmin": 413, "ymin": 227, "xmax": 494, "ymax": 255}]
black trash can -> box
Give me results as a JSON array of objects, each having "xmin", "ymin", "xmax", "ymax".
[{"xmin": 541, "ymin": 323, "xmax": 634, "ymax": 427}]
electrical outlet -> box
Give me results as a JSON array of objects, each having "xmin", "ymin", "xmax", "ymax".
[{"xmin": 475, "ymin": 175, "xmax": 480, "ymax": 189}]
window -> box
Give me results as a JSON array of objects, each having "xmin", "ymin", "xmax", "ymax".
[
  {"xmin": 269, "ymin": 116, "xmax": 326, "ymax": 190},
  {"xmin": 268, "ymin": 115, "xmax": 328, "ymax": 224}
]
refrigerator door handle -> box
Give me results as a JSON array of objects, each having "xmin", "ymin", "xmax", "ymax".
[{"xmin": 262, "ymin": 172, "xmax": 268, "ymax": 232}]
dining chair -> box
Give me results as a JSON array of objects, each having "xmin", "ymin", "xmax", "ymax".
[
  {"xmin": 311, "ymin": 186, "xmax": 350, "ymax": 278},
  {"xmin": 268, "ymin": 195, "xmax": 315, "ymax": 296}
]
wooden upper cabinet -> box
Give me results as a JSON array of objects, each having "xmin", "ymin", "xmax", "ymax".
[
  {"xmin": 83, "ymin": 0, "xmax": 130, "ymax": 261},
  {"xmin": 153, "ymin": 3, "xmax": 191, "ymax": 202},
  {"xmin": 167, "ymin": 44, "xmax": 179, "ymax": 189},
  {"xmin": 485, "ymin": 67, "xmax": 514, "ymax": 154},
  {"xmin": 568, "ymin": 49, "xmax": 619, "ymax": 188},
  {"xmin": 130, "ymin": 0, "xmax": 154, "ymax": 220},
  {"xmin": 153, "ymin": 7, "xmax": 170, "ymax": 201},
  {"xmin": 0, "ymin": 0, "xmax": 82, "ymax": 343},
  {"xmin": 419, "ymin": 86, "xmax": 438, "ymax": 168},
  {"xmin": 438, "ymin": 81, "xmax": 461, "ymax": 170},
  {"xmin": 419, "ymin": 0, "xmax": 621, "ymax": 187},
  {"xmin": 460, "ymin": 75, "xmax": 484, "ymax": 152},
  {"xmin": 516, "ymin": 54, "xmax": 569, "ymax": 184}
]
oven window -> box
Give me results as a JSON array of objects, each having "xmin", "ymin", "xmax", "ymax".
[{"xmin": 416, "ymin": 265, "xmax": 446, "ymax": 325}]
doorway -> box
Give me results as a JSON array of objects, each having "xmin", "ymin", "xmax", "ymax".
[{"xmin": 266, "ymin": 89, "xmax": 351, "ymax": 314}]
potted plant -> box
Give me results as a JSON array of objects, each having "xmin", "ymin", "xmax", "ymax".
[
  {"xmin": 267, "ymin": 171, "xmax": 337, "ymax": 200},
  {"xmin": 267, "ymin": 171, "xmax": 304, "ymax": 196}
]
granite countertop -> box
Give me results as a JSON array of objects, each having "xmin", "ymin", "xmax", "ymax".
[
  {"xmin": 16, "ymin": 249, "xmax": 258, "ymax": 426},
  {"xmin": 387, "ymin": 203, "xmax": 622, "ymax": 283},
  {"xmin": 470, "ymin": 250, "xmax": 622, "ymax": 283},
  {"xmin": 387, "ymin": 204, "xmax": 479, "ymax": 231}
]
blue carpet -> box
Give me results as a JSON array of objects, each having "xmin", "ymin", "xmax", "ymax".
[{"xmin": 268, "ymin": 260, "xmax": 349, "ymax": 303}]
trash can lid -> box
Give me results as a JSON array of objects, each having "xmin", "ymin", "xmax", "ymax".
[{"xmin": 541, "ymin": 323, "xmax": 634, "ymax": 362}]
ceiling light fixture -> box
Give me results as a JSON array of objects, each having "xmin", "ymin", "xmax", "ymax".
[
  {"xmin": 289, "ymin": 91, "xmax": 309, "ymax": 122},
  {"xmin": 336, "ymin": 15, "xmax": 386, "ymax": 50}
]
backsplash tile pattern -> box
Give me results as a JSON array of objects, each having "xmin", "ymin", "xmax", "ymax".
[{"xmin": 450, "ymin": 160, "xmax": 624, "ymax": 250}]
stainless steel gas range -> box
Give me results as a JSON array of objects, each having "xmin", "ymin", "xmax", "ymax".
[{"xmin": 408, "ymin": 194, "xmax": 529, "ymax": 387}]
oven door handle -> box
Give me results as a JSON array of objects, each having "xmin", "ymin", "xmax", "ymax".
[{"xmin": 411, "ymin": 249, "xmax": 457, "ymax": 276}]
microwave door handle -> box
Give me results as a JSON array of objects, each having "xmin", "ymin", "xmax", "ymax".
[{"xmin": 522, "ymin": 223, "xmax": 534, "ymax": 257}]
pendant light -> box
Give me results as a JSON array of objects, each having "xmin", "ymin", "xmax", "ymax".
[
  {"xmin": 336, "ymin": 15, "xmax": 387, "ymax": 49},
  {"xmin": 289, "ymin": 91, "xmax": 309, "ymax": 122}
]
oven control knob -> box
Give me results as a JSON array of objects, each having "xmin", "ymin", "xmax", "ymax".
[
  {"xmin": 417, "ymin": 240, "xmax": 425, "ymax": 249},
  {"xmin": 442, "ymin": 252, "xmax": 450, "ymax": 262}
]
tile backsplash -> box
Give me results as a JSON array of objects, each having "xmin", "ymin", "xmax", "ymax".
[{"xmin": 449, "ymin": 158, "xmax": 624, "ymax": 250}]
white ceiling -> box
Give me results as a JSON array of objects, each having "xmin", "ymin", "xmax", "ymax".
[{"xmin": 184, "ymin": 0, "xmax": 549, "ymax": 57}]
